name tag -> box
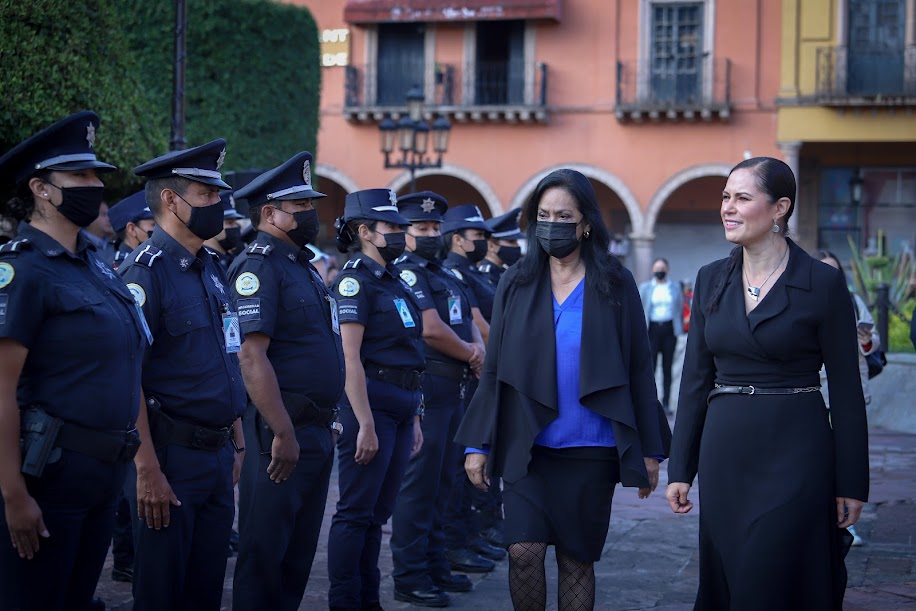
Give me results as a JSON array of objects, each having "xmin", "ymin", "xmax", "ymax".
[
  {"xmin": 448, "ymin": 297, "xmax": 462, "ymax": 325},
  {"xmin": 394, "ymin": 298, "xmax": 416, "ymax": 328},
  {"xmin": 136, "ymin": 303, "xmax": 153, "ymax": 345},
  {"xmin": 330, "ymin": 297, "xmax": 340, "ymax": 335},
  {"xmin": 223, "ymin": 311, "xmax": 241, "ymax": 353}
]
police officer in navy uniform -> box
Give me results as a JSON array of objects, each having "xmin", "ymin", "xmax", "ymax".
[
  {"xmin": 204, "ymin": 190, "xmax": 245, "ymax": 274},
  {"xmin": 441, "ymin": 204, "xmax": 496, "ymax": 330},
  {"xmin": 326, "ymin": 189, "xmax": 425, "ymax": 611},
  {"xmin": 228, "ymin": 152, "xmax": 345, "ymax": 610},
  {"xmin": 119, "ymin": 139, "xmax": 247, "ymax": 610},
  {"xmin": 479, "ymin": 209, "xmax": 524, "ymax": 288},
  {"xmin": 110, "ymin": 190, "xmax": 155, "ymax": 270},
  {"xmin": 0, "ymin": 111, "xmax": 147, "ymax": 611},
  {"xmin": 389, "ymin": 191, "xmax": 489, "ymax": 605}
]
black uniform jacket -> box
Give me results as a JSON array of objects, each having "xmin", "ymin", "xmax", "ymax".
[{"xmin": 455, "ymin": 261, "xmax": 672, "ymax": 488}]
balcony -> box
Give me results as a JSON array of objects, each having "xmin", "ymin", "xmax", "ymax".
[
  {"xmin": 614, "ymin": 56, "xmax": 732, "ymax": 123},
  {"xmin": 815, "ymin": 46, "xmax": 916, "ymax": 106},
  {"xmin": 344, "ymin": 61, "xmax": 549, "ymax": 124}
]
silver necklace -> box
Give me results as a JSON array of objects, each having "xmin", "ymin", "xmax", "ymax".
[{"xmin": 744, "ymin": 246, "xmax": 788, "ymax": 301}]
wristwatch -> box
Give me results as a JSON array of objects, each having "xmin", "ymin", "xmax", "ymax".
[{"xmin": 330, "ymin": 421, "xmax": 344, "ymax": 435}]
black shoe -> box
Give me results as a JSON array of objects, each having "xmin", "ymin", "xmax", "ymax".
[
  {"xmin": 393, "ymin": 587, "xmax": 450, "ymax": 607},
  {"xmin": 445, "ymin": 548, "xmax": 496, "ymax": 573},
  {"xmin": 470, "ymin": 537, "xmax": 506, "ymax": 561},
  {"xmin": 432, "ymin": 572, "xmax": 473, "ymax": 593},
  {"xmin": 111, "ymin": 566, "xmax": 133, "ymax": 583},
  {"xmin": 479, "ymin": 526, "xmax": 505, "ymax": 548}
]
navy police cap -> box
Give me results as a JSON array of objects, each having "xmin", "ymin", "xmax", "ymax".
[
  {"xmin": 233, "ymin": 152, "xmax": 326, "ymax": 214},
  {"xmin": 133, "ymin": 139, "xmax": 231, "ymax": 189},
  {"xmin": 441, "ymin": 204, "xmax": 491, "ymax": 234},
  {"xmin": 486, "ymin": 209, "xmax": 524, "ymax": 240},
  {"xmin": 397, "ymin": 191, "xmax": 448, "ymax": 222},
  {"xmin": 0, "ymin": 110, "xmax": 117, "ymax": 187},
  {"xmin": 108, "ymin": 190, "xmax": 154, "ymax": 233},
  {"xmin": 344, "ymin": 189, "xmax": 411, "ymax": 226},
  {"xmin": 220, "ymin": 191, "xmax": 245, "ymax": 220}
]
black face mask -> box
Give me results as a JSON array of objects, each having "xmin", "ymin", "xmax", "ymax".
[
  {"xmin": 413, "ymin": 235, "xmax": 443, "ymax": 261},
  {"xmin": 535, "ymin": 221, "xmax": 581, "ymax": 259},
  {"xmin": 174, "ymin": 193, "xmax": 224, "ymax": 240},
  {"xmin": 285, "ymin": 209, "xmax": 320, "ymax": 248},
  {"xmin": 218, "ymin": 226, "xmax": 242, "ymax": 252},
  {"xmin": 374, "ymin": 231, "xmax": 407, "ymax": 263},
  {"xmin": 48, "ymin": 184, "xmax": 105, "ymax": 228},
  {"xmin": 464, "ymin": 238, "xmax": 489, "ymax": 263},
  {"xmin": 497, "ymin": 245, "xmax": 522, "ymax": 266},
  {"xmin": 654, "ymin": 270, "xmax": 667, "ymax": 280}
]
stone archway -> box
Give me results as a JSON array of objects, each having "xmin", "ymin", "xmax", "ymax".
[
  {"xmin": 643, "ymin": 163, "xmax": 731, "ymax": 236},
  {"xmin": 386, "ymin": 163, "xmax": 503, "ymax": 216},
  {"xmin": 314, "ymin": 164, "xmax": 360, "ymax": 195}
]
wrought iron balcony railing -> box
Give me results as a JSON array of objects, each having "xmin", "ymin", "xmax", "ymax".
[
  {"xmin": 815, "ymin": 45, "xmax": 916, "ymax": 105},
  {"xmin": 615, "ymin": 56, "xmax": 731, "ymax": 122}
]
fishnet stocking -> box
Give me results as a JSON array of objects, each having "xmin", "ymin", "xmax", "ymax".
[
  {"xmin": 556, "ymin": 550, "xmax": 595, "ymax": 611},
  {"xmin": 508, "ymin": 542, "xmax": 547, "ymax": 611}
]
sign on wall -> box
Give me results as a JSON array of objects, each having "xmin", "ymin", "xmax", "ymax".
[{"xmin": 320, "ymin": 29, "xmax": 350, "ymax": 67}]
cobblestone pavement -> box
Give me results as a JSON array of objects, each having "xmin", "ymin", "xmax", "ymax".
[{"xmin": 95, "ymin": 427, "xmax": 916, "ymax": 610}]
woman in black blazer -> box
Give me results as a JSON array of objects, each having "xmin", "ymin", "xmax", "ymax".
[
  {"xmin": 456, "ymin": 169, "xmax": 671, "ymax": 611},
  {"xmin": 666, "ymin": 157, "xmax": 869, "ymax": 610}
]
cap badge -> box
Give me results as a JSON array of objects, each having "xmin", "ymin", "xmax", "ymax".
[
  {"xmin": 389, "ymin": 190, "xmax": 398, "ymax": 206},
  {"xmin": 303, "ymin": 160, "xmax": 312, "ymax": 185},
  {"xmin": 86, "ymin": 123, "xmax": 96, "ymax": 149},
  {"xmin": 216, "ymin": 148, "xmax": 227, "ymax": 170},
  {"xmin": 421, "ymin": 198, "xmax": 436, "ymax": 213}
]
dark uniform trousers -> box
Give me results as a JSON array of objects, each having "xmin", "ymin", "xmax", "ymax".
[
  {"xmin": 0, "ymin": 452, "xmax": 126, "ymax": 611},
  {"xmin": 648, "ymin": 320, "xmax": 677, "ymax": 406},
  {"xmin": 233, "ymin": 403, "xmax": 334, "ymax": 611},
  {"xmin": 390, "ymin": 374, "xmax": 465, "ymax": 589},
  {"xmin": 328, "ymin": 378, "xmax": 420, "ymax": 609},
  {"xmin": 443, "ymin": 378, "xmax": 478, "ymax": 550},
  {"xmin": 127, "ymin": 443, "xmax": 235, "ymax": 611}
]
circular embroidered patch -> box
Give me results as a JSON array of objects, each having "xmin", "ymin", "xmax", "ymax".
[
  {"xmin": 399, "ymin": 270, "xmax": 418, "ymax": 287},
  {"xmin": 126, "ymin": 283, "xmax": 146, "ymax": 307},
  {"xmin": 450, "ymin": 269, "xmax": 464, "ymax": 281},
  {"xmin": 338, "ymin": 277, "xmax": 360, "ymax": 297},
  {"xmin": 0, "ymin": 262, "xmax": 14, "ymax": 289},
  {"xmin": 235, "ymin": 272, "xmax": 260, "ymax": 296}
]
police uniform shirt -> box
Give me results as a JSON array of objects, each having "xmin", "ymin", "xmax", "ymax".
[
  {"xmin": 228, "ymin": 232, "xmax": 345, "ymax": 405},
  {"xmin": 332, "ymin": 252, "xmax": 425, "ymax": 370},
  {"xmin": 443, "ymin": 251, "xmax": 495, "ymax": 323},
  {"xmin": 0, "ymin": 222, "xmax": 146, "ymax": 430},
  {"xmin": 119, "ymin": 226, "xmax": 247, "ymax": 427},
  {"xmin": 478, "ymin": 260, "xmax": 505, "ymax": 288},
  {"xmin": 206, "ymin": 246, "xmax": 234, "ymax": 276},
  {"xmin": 393, "ymin": 252, "xmax": 476, "ymax": 364},
  {"xmin": 113, "ymin": 241, "xmax": 133, "ymax": 270}
]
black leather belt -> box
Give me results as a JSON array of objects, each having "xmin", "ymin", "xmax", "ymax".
[
  {"xmin": 279, "ymin": 391, "xmax": 338, "ymax": 428},
  {"xmin": 56, "ymin": 422, "xmax": 140, "ymax": 464},
  {"xmin": 148, "ymin": 408, "xmax": 232, "ymax": 452},
  {"xmin": 707, "ymin": 384, "xmax": 821, "ymax": 405},
  {"xmin": 424, "ymin": 359, "xmax": 471, "ymax": 382},
  {"xmin": 365, "ymin": 364, "xmax": 425, "ymax": 390}
]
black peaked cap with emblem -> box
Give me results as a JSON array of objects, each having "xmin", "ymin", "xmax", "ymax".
[
  {"xmin": 344, "ymin": 189, "xmax": 411, "ymax": 226},
  {"xmin": 109, "ymin": 190, "xmax": 154, "ymax": 233},
  {"xmin": 486, "ymin": 208, "xmax": 524, "ymax": 240},
  {"xmin": 441, "ymin": 204, "xmax": 491, "ymax": 234},
  {"xmin": 133, "ymin": 139, "xmax": 231, "ymax": 189},
  {"xmin": 233, "ymin": 151, "xmax": 326, "ymax": 214},
  {"xmin": 220, "ymin": 190, "xmax": 245, "ymax": 220},
  {"xmin": 0, "ymin": 110, "xmax": 117, "ymax": 188},
  {"xmin": 397, "ymin": 190, "xmax": 448, "ymax": 222}
]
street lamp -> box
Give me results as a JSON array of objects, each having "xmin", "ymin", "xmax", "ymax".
[
  {"xmin": 379, "ymin": 85, "xmax": 452, "ymax": 192},
  {"xmin": 849, "ymin": 168, "xmax": 864, "ymax": 206}
]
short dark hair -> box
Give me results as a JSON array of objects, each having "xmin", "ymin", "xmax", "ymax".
[
  {"xmin": 2, "ymin": 170, "xmax": 52, "ymax": 222},
  {"xmin": 515, "ymin": 169, "xmax": 622, "ymax": 299},
  {"xmin": 145, "ymin": 176, "xmax": 193, "ymax": 217}
]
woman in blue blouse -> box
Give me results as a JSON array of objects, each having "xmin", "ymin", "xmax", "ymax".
[{"xmin": 456, "ymin": 169, "xmax": 671, "ymax": 611}]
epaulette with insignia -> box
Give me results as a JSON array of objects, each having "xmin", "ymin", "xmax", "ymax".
[
  {"xmin": 246, "ymin": 242, "xmax": 272, "ymax": 257},
  {"xmin": 393, "ymin": 254, "xmax": 409, "ymax": 265},
  {"xmin": 135, "ymin": 244, "xmax": 164, "ymax": 268},
  {"xmin": 204, "ymin": 247, "xmax": 222, "ymax": 262},
  {"xmin": 343, "ymin": 259, "xmax": 361, "ymax": 270},
  {"xmin": 0, "ymin": 238, "xmax": 32, "ymax": 256},
  {"xmin": 114, "ymin": 250, "xmax": 129, "ymax": 263},
  {"xmin": 479, "ymin": 262, "xmax": 492, "ymax": 273}
]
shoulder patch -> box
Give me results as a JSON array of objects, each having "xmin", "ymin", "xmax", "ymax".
[
  {"xmin": 235, "ymin": 272, "xmax": 260, "ymax": 296},
  {"xmin": 126, "ymin": 283, "xmax": 146, "ymax": 307},
  {"xmin": 338, "ymin": 277, "xmax": 360, "ymax": 297},
  {"xmin": 450, "ymin": 268, "xmax": 464, "ymax": 281},
  {"xmin": 0, "ymin": 238, "xmax": 31, "ymax": 255},
  {"xmin": 399, "ymin": 269, "xmax": 418, "ymax": 287},
  {"xmin": 0, "ymin": 262, "xmax": 15, "ymax": 288},
  {"xmin": 135, "ymin": 244, "xmax": 163, "ymax": 268}
]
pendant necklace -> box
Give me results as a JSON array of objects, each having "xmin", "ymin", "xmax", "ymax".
[{"xmin": 744, "ymin": 246, "xmax": 788, "ymax": 302}]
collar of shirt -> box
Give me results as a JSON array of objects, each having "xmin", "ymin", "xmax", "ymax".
[
  {"xmin": 17, "ymin": 220, "xmax": 92, "ymax": 258},
  {"xmin": 445, "ymin": 251, "xmax": 475, "ymax": 271},
  {"xmin": 149, "ymin": 226, "xmax": 204, "ymax": 272},
  {"xmin": 79, "ymin": 228, "xmax": 111, "ymax": 252},
  {"xmin": 403, "ymin": 251, "xmax": 439, "ymax": 271},
  {"xmin": 353, "ymin": 250, "xmax": 397, "ymax": 280},
  {"xmin": 254, "ymin": 230, "xmax": 310, "ymax": 264}
]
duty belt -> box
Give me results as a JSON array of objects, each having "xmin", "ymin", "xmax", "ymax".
[
  {"xmin": 424, "ymin": 359, "xmax": 471, "ymax": 382},
  {"xmin": 707, "ymin": 384, "xmax": 821, "ymax": 405},
  {"xmin": 56, "ymin": 423, "xmax": 141, "ymax": 463},
  {"xmin": 365, "ymin": 364, "xmax": 425, "ymax": 390},
  {"xmin": 147, "ymin": 402, "xmax": 232, "ymax": 452},
  {"xmin": 279, "ymin": 391, "xmax": 339, "ymax": 428}
]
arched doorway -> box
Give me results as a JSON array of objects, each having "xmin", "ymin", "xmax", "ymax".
[
  {"xmin": 397, "ymin": 174, "xmax": 493, "ymax": 219},
  {"xmin": 386, "ymin": 163, "xmax": 502, "ymax": 216}
]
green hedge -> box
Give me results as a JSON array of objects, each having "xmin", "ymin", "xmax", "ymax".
[{"xmin": 1, "ymin": 0, "xmax": 320, "ymax": 198}]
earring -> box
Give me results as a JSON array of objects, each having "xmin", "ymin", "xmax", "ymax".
[
  {"xmin": 42, "ymin": 193, "xmax": 48, "ymax": 198},
  {"xmin": 584, "ymin": 230, "xmax": 591, "ymax": 239},
  {"xmin": 772, "ymin": 222, "xmax": 780, "ymax": 234}
]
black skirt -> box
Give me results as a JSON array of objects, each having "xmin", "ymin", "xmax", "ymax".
[{"xmin": 502, "ymin": 445, "xmax": 620, "ymax": 562}]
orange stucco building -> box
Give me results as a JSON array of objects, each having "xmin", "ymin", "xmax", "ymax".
[{"xmin": 290, "ymin": 0, "xmax": 786, "ymax": 283}]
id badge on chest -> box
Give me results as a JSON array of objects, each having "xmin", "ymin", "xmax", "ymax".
[
  {"xmin": 394, "ymin": 298, "xmax": 416, "ymax": 328},
  {"xmin": 222, "ymin": 309, "xmax": 242, "ymax": 353},
  {"xmin": 330, "ymin": 297, "xmax": 340, "ymax": 335},
  {"xmin": 448, "ymin": 296, "xmax": 462, "ymax": 325}
]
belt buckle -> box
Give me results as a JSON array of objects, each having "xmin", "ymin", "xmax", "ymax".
[{"xmin": 747, "ymin": 385, "xmax": 755, "ymax": 395}]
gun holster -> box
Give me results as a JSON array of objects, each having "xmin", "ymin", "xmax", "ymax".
[{"xmin": 20, "ymin": 408, "xmax": 63, "ymax": 478}]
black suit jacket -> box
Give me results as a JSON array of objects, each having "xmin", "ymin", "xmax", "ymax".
[{"xmin": 454, "ymin": 261, "xmax": 671, "ymax": 488}]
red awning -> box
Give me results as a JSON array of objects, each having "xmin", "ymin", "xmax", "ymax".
[{"xmin": 344, "ymin": 0, "xmax": 562, "ymax": 24}]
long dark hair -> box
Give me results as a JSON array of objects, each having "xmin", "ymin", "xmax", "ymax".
[
  {"xmin": 705, "ymin": 157, "xmax": 796, "ymax": 313},
  {"xmin": 514, "ymin": 169, "xmax": 622, "ymax": 299}
]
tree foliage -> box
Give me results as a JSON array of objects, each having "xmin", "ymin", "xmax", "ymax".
[{"xmin": 0, "ymin": 0, "xmax": 321, "ymax": 198}]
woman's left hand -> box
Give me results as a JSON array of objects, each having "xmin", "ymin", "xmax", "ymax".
[
  {"xmin": 837, "ymin": 497, "xmax": 865, "ymax": 528},
  {"xmin": 638, "ymin": 457, "xmax": 660, "ymax": 499}
]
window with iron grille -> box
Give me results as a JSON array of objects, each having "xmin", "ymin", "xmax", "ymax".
[
  {"xmin": 847, "ymin": 0, "xmax": 906, "ymax": 96},
  {"xmin": 650, "ymin": 3, "xmax": 703, "ymax": 105}
]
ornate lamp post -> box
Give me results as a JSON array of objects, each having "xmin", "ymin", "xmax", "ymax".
[{"xmin": 379, "ymin": 85, "xmax": 452, "ymax": 192}]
